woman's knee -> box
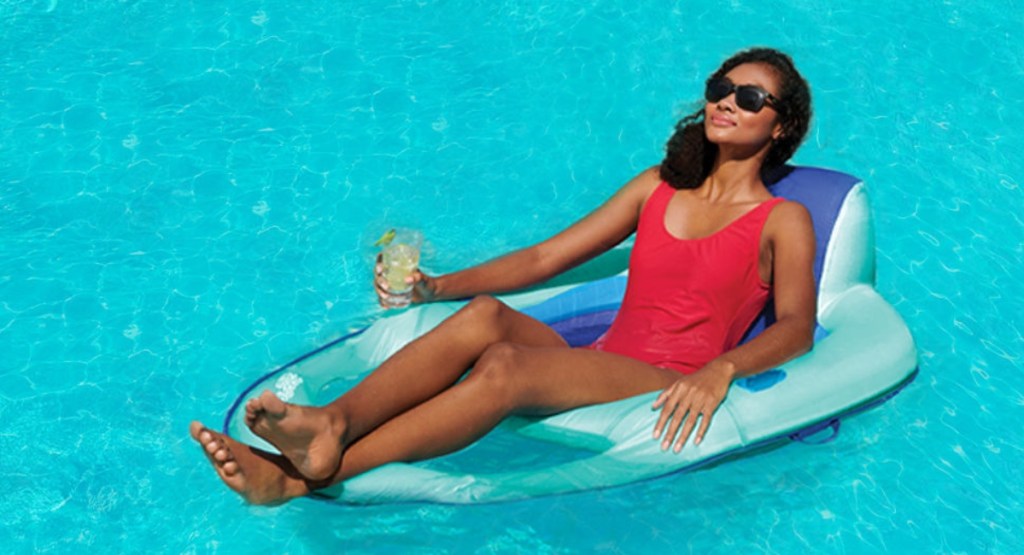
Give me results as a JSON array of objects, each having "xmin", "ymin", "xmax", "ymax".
[
  {"xmin": 463, "ymin": 295, "xmax": 507, "ymax": 318},
  {"xmin": 453, "ymin": 295, "xmax": 509, "ymax": 330},
  {"xmin": 466, "ymin": 342, "xmax": 522, "ymax": 405}
]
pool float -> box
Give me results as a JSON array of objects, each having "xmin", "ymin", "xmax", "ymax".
[{"xmin": 223, "ymin": 166, "xmax": 918, "ymax": 504}]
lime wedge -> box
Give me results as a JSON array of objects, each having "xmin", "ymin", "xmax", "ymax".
[{"xmin": 374, "ymin": 228, "xmax": 396, "ymax": 247}]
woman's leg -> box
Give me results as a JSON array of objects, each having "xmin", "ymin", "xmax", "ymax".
[
  {"xmin": 327, "ymin": 344, "xmax": 680, "ymax": 482},
  {"xmin": 192, "ymin": 344, "xmax": 678, "ymax": 504},
  {"xmin": 243, "ymin": 296, "xmax": 568, "ymax": 479}
]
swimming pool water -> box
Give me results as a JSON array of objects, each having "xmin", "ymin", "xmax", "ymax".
[{"xmin": 2, "ymin": 1, "xmax": 1022, "ymax": 553}]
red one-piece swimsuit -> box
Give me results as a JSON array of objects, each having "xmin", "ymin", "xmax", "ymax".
[{"xmin": 588, "ymin": 181, "xmax": 786, "ymax": 374}]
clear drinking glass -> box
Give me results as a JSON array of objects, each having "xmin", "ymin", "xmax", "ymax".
[{"xmin": 380, "ymin": 229, "xmax": 422, "ymax": 308}]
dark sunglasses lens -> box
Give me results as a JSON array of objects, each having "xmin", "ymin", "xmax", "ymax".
[
  {"xmin": 705, "ymin": 79, "xmax": 732, "ymax": 102},
  {"xmin": 735, "ymin": 86, "xmax": 766, "ymax": 112}
]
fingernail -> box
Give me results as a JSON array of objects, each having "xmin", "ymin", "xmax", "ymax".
[{"xmin": 674, "ymin": 444, "xmax": 682, "ymax": 453}]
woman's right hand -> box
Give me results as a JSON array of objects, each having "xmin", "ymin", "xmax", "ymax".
[{"xmin": 374, "ymin": 254, "xmax": 439, "ymax": 307}]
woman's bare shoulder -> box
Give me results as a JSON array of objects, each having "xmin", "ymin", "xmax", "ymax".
[
  {"xmin": 765, "ymin": 199, "xmax": 815, "ymax": 243},
  {"xmin": 618, "ymin": 166, "xmax": 663, "ymax": 202},
  {"xmin": 771, "ymin": 198, "xmax": 811, "ymax": 218}
]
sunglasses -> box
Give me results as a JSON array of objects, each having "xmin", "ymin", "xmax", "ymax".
[{"xmin": 705, "ymin": 77, "xmax": 783, "ymax": 114}]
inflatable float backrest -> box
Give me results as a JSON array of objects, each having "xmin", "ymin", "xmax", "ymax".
[{"xmin": 741, "ymin": 165, "xmax": 873, "ymax": 343}]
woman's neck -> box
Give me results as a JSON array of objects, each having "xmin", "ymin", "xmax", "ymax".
[{"xmin": 700, "ymin": 155, "xmax": 768, "ymax": 202}]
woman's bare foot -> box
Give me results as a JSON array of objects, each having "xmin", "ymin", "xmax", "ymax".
[
  {"xmin": 244, "ymin": 390, "xmax": 348, "ymax": 481},
  {"xmin": 189, "ymin": 421, "xmax": 311, "ymax": 505}
]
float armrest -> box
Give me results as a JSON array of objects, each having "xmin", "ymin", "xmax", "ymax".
[{"xmin": 724, "ymin": 284, "xmax": 918, "ymax": 439}]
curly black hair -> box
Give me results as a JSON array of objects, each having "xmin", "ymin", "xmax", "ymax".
[{"xmin": 659, "ymin": 48, "xmax": 812, "ymax": 189}]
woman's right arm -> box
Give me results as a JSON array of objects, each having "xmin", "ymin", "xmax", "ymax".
[{"xmin": 400, "ymin": 167, "xmax": 661, "ymax": 303}]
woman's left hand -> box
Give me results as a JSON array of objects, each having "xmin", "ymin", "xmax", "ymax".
[{"xmin": 652, "ymin": 360, "xmax": 735, "ymax": 453}]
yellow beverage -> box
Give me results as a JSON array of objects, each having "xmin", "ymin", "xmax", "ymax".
[{"xmin": 382, "ymin": 243, "xmax": 419, "ymax": 294}]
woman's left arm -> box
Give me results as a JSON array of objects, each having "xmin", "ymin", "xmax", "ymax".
[{"xmin": 653, "ymin": 201, "xmax": 817, "ymax": 452}]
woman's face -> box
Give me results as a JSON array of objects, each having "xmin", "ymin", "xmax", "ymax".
[{"xmin": 703, "ymin": 62, "xmax": 784, "ymax": 151}]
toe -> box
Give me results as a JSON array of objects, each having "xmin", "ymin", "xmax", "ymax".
[
  {"xmin": 258, "ymin": 390, "xmax": 287, "ymax": 417},
  {"xmin": 189, "ymin": 421, "xmax": 206, "ymax": 441},
  {"xmin": 245, "ymin": 397, "xmax": 268, "ymax": 430},
  {"xmin": 214, "ymin": 447, "xmax": 231, "ymax": 463},
  {"xmin": 199, "ymin": 427, "xmax": 216, "ymax": 444}
]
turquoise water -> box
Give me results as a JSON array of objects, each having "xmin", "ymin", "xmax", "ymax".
[{"xmin": 2, "ymin": 1, "xmax": 1022, "ymax": 552}]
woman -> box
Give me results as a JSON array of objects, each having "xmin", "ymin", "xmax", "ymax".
[{"xmin": 191, "ymin": 47, "xmax": 817, "ymax": 505}]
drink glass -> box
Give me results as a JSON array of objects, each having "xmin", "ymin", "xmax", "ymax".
[{"xmin": 380, "ymin": 229, "xmax": 422, "ymax": 308}]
